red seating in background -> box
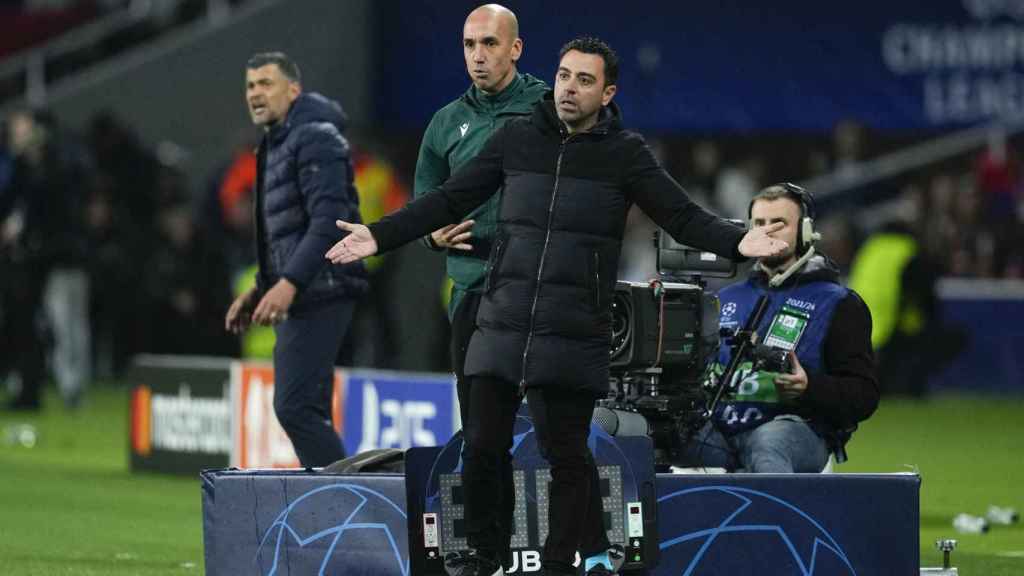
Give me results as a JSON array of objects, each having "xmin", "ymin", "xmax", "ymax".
[{"xmin": 0, "ymin": 3, "xmax": 98, "ymax": 60}]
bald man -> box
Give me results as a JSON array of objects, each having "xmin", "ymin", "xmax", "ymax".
[{"xmin": 412, "ymin": 7, "xmax": 546, "ymax": 574}]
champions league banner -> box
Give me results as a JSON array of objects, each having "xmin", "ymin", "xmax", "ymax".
[
  {"xmin": 201, "ymin": 456, "xmax": 919, "ymax": 575},
  {"xmin": 201, "ymin": 470, "xmax": 411, "ymax": 576},
  {"xmin": 379, "ymin": 0, "xmax": 1024, "ymax": 130},
  {"xmin": 655, "ymin": 473, "xmax": 921, "ymax": 575}
]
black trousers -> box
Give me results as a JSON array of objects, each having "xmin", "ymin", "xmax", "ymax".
[
  {"xmin": 527, "ymin": 386, "xmax": 611, "ymax": 571},
  {"xmin": 458, "ymin": 379, "xmax": 610, "ymax": 570},
  {"xmin": 272, "ymin": 298, "xmax": 354, "ymax": 467},
  {"xmin": 460, "ymin": 375, "xmax": 520, "ymax": 567},
  {"xmin": 3, "ymin": 259, "xmax": 48, "ymax": 409},
  {"xmin": 452, "ymin": 293, "xmax": 516, "ymax": 568}
]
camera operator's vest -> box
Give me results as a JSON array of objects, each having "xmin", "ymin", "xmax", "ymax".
[{"xmin": 711, "ymin": 279, "xmax": 848, "ymax": 435}]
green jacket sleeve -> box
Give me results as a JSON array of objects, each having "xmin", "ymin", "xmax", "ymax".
[
  {"xmin": 413, "ymin": 113, "xmax": 451, "ymax": 250},
  {"xmin": 369, "ymin": 122, "xmax": 507, "ymax": 254}
]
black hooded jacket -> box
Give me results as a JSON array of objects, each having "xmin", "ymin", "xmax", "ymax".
[{"xmin": 371, "ymin": 95, "xmax": 745, "ymax": 393}]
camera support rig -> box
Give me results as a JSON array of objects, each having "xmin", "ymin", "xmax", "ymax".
[
  {"xmin": 596, "ymin": 226, "xmax": 748, "ymax": 467},
  {"xmin": 704, "ymin": 293, "xmax": 771, "ymax": 421}
]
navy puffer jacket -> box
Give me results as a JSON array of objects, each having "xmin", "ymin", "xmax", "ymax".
[{"xmin": 254, "ymin": 92, "xmax": 367, "ymax": 308}]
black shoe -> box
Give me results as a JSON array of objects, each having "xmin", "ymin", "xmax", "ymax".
[{"xmin": 444, "ymin": 550, "xmax": 503, "ymax": 576}]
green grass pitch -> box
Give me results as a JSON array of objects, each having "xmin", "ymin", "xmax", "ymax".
[{"xmin": 0, "ymin": 387, "xmax": 1020, "ymax": 575}]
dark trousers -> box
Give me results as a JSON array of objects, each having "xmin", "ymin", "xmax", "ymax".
[
  {"xmin": 460, "ymin": 382, "xmax": 612, "ymax": 571},
  {"xmin": 452, "ymin": 293, "xmax": 516, "ymax": 568},
  {"xmin": 3, "ymin": 259, "xmax": 48, "ymax": 409},
  {"xmin": 527, "ymin": 387, "xmax": 611, "ymax": 571},
  {"xmin": 273, "ymin": 298, "xmax": 354, "ymax": 467},
  {"xmin": 460, "ymin": 375, "xmax": 520, "ymax": 567},
  {"xmin": 454, "ymin": 292, "xmax": 610, "ymax": 569}
]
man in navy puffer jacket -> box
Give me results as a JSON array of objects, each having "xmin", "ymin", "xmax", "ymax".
[{"xmin": 225, "ymin": 52, "xmax": 366, "ymax": 467}]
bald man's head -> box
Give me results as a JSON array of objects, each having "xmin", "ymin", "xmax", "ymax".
[
  {"xmin": 468, "ymin": 4, "xmax": 519, "ymax": 38},
  {"xmin": 463, "ymin": 4, "xmax": 522, "ymax": 94}
]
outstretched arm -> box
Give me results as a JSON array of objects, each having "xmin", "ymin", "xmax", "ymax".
[
  {"xmin": 328, "ymin": 122, "xmax": 509, "ymax": 262},
  {"xmin": 625, "ymin": 136, "xmax": 787, "ymax": 259},
  {"xmin": 326, "ymin": 220, "xmax": 378, "ymax": 264}
]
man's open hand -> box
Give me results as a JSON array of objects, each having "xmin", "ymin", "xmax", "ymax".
[
  {"xmin": 738, "ymin": 221, "xmax": 788, "ymax": 258},
  {"xmin": 325, "ymin": 220, "xmax": 379, "ymax": 264}
]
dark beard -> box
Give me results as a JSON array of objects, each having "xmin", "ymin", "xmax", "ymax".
[{"xmin": 760, "ymin": 250, "xmax": 797, "ymax": 273}]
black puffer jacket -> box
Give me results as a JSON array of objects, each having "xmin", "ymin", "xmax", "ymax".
[
  {"xmin": 255, "ymin": 92, "xmax": 367, "ymax": 309},
  {"xmin": 371, "ymin": 94, "xmax": 744, "ymax": 393}
]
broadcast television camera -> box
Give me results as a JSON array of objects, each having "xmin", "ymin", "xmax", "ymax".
[{"xmin": 595, "ymin": 223, "xmax": 784, "ymax": 467}]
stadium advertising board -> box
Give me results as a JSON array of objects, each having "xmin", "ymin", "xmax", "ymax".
[
  {"xmin": 231, "ymin": 362, "xmax": 344, "ymax": 469},
  {"xmin": 339, "ymin": 369, "xmax": 459, "ymax": 456},
  {"xmin": 128, "ymin": 355, "xmax": 232, "ymax": 474},
  {"xmin": 129, "ymin": 357, "xmax": 457, "ymax": 474}
]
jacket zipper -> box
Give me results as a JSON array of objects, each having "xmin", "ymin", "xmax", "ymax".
[
  {"xmin": 593, "ymin": 251, "xmax": 601, "ymax": 308},
  {"xmin": 520, "ymin": 134, "xmax": 574, "ymax": 393},
  {"xmin": 484, "ymin": 235, "xmax": 505, "ymax": 294}
]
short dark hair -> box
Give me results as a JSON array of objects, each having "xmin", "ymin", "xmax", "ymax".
[
  {"xmin": 558, "ymin": 36, "xmax": 618, "ymax": 86},
  {"xmin": 749, "ymin": 183, "xmax": 814, "ymax": 220},
  {"xmin": 246, "ymin": 52, "xmax": 301, "ymax": 83}
]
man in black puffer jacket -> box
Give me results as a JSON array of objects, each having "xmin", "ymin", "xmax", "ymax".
[
  {"xmin": 226, "ymin": 52, "xmax": 366, "ymax": 467},
  {"xmin": 328, "ymin": 38, "xmax": 786, "ymax": 576}
]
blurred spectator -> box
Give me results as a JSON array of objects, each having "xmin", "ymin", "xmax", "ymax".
[
  {"xmin": 974, "ymin": 131, "xmax": 1021, "ymax": 276},
  {"xmin": 848, "ymin": 196, "xmax": 966, "ymax": 397},
  {"xmin": 949, "ymin": 174, "xmax": 997, "ymax": 277},
  {"xmin": 715, "ymin": 154, "xmax": 765, "ymax": 219},
  {"xmin": 85, "ymin": 110, "xmax": 158, "ymax": 376},
  {"xmin": 144, "ymin": 193, "xmax": 235, "ymax": 356},
  {"xmin": 215, "ymin": 144, "xmax": 257, "ymax": 274},
  {"xmin": 919, "ymin": 173, "xmax": 958, "ymax": 263},
  {"xmin": 0, "ymin": 108, "xmax": 91, "ymax": 410},
  {"xmin": 831, "ymin": 119, "xmax": 866, "ymax": 180},
  {"xmin": 337, "ymin": 149, "xmax": 409, "ymax": 368},
  {"xmin": 686, "ymin": 140, "xmax": 720, "ymax": 209},
  {"xmin": 816, "ymin": 215, "xmax": 859, "ymax": 273}
]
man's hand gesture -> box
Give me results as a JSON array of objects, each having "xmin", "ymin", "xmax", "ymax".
[
  {"xmin": 225, "ymin": 287, "xmax": 257, "ymax": 334},
  {"xmin": 325, "ymin": 220, "xmax": 378, "ymax": 264},
  {"xmin": 738, "ymin": 221, "xmax": 788, "ymax": 258},
  {"xmin": 429, "ymin": 220, "xmax": 474, "ymax": 251},
  {"xmin": 251, "ymin": 278, "xmax": 296, "ymax": 326}
]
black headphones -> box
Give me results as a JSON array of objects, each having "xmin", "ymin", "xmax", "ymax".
[{"xmin": 747, "ymin": 182, "xmax": 819, "ymax": 255}]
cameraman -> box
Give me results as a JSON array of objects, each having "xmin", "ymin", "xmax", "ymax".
[{"xmin": 678, "ymin": 183, "xmax": 879, "ymax": 473}]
